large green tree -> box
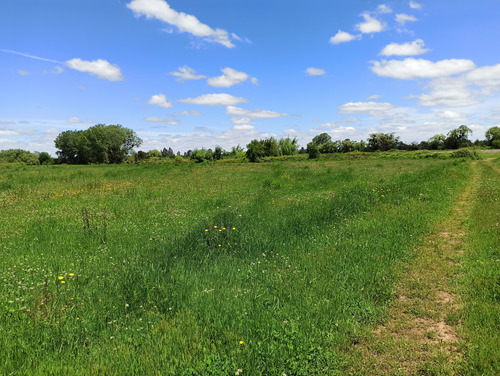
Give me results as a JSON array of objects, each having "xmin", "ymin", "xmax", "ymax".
[
  {"xmin": 55, "ymin": 124, "xmax": 142, "ymax": 164},
  {"xmin": 444, "ymin": 125, "xmax": 472, "ymax": 149},
  {"xmin": 367, "ymin": 133, "xmax": 399, "ymax": 151},
  {"xmin": 485, "ymin": 126, "xmax": 500, "ymax": 148},
  {"xmin": 311, "ymin": 132, "xmax": 332, "ymax": 146}
]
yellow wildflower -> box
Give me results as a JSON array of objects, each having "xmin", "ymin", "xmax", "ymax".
[
  {"xmin": 58, "ymin": 276, "xmax": 64, "ymax": 280},
  {"xmin": 69, "ymin": 273, "xmax": 75, "ymax": 277}
]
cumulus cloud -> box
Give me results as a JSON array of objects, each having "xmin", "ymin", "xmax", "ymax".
[
  {"xmin": 465, "ymin": 63, "xmax": 500, "ymax": 89},
  {"xmin": 409, "ymin": 1, "xmax": 422, "ymax": 9},
  {"xmin": 226, "ymin": 106, "xmax": 288, "ymax": 118},
  {"xmin": 339, "ymin": 101, "xmax": 396, "ymax": 114},
  {"xmin": 377, "ymin": 4, "xmax": 392, "ymax": 14},
  {"xmin": 127, "ymin": 0, "xmax": 236, "ymax": 48},
  {"xmin": 356, "ymin": 13, "xmax": 386, "ymax": 34},
  {"xmin": 395, "ymin": 13, "xmax": 417, "ymax": 25},
  {"xmin": 66, "ymin": 58, "xmax": 123, "ymax": 81},
  {"xmin": 329, "ymin": 30, "xmax": 361, "ymax": 44},
  {"xmin": 230, "ymin": 117, "xmax": 252, "ymax": 124},
  {"xmin": 417, "ymin": 77, "xmax": 478, "ymax": 107},
  {"xmin": 148, "ymin": 94, "xmax": 173, "ymax": 108},
  {"xmin": 207, "ymin": 67, "xmax": 251, "ymax": 88},
  {"xmin": 176, "ymin": 110, "xmax": 202, "ymax": 115},
  {"xmin": 380, "ymin": 39, "xmax": 429, "ymax": 56},
  {"xmin": 179, "ymin": 93, "xmax": 248, "ymax": 106},
  {"xmin": 144, "ymin": 116, "xmax": 180, "ymax": 125},
  {"xmin": 371, "ymin": 58, "xmax": 476, "ymax": 80},
  {"xmin": 436, "ymin": 110, "xmax": 469, "ymax": 122},
  {"xmin": 306, "ymin": 67, "xmax": 325, "ymax": 76},
  {"xmin": 169, "ymin": 66, "xmax": 206, "ymax": 82},
  {"xmin": 251, "ymin": 77, "xmax": 259, "ymax": 86},
  {"xmin": 232, "ymin": 124, "xmax": 255, "ymax": 131}
]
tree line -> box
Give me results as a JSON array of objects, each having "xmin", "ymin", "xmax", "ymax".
[{"xmin": 1, "ymin": 124, "xmax": 500, "ymax": 165}]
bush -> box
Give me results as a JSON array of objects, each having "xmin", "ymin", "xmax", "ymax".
[
  {"xmin": 306, "ymin": 142, "xmax": 320, "ymax": 159},
  {"xmin": 450, "ymin": 148, "xmax": 479, "ymax": 159}
]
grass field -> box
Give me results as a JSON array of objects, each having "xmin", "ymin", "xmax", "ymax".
[{"xmin": 0, "ymin": 156, "xmax": 498, "ymax": 375}]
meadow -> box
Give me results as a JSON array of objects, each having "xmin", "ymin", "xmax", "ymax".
[{"xmin": 0, "ymin": 155, "xmax": 498, "ymax": 375}]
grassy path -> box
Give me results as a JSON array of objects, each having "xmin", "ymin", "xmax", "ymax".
[{"xmin": 348, "ymin": 163, "xmax": 479, "ymax": 375}]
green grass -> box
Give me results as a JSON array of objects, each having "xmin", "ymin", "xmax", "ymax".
[
  {"xmin": 0, "ymin": 158, "xmax": 477, "ymax": 374},
  {"xmin": 459, "ymin": 158, "xmax": 500, "ymax": 375}
]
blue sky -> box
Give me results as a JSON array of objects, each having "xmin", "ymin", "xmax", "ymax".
[{"xmin": 2, "ymin": 0, "xmax": 500, "ymax": 155}]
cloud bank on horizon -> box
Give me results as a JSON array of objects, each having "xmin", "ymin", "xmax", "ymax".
[{"xmin": 2, "ymin": 0, "xmax": 500, "ymax": 154}]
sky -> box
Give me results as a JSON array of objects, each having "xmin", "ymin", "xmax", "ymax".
[{"xmin": 2, "ymin": 0, "xmax": 500, "ymax": 155}]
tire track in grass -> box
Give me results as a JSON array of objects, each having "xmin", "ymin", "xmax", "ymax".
[{"xmin": 348, "ymin": 162, "xmax": 478, "ymax": 375}]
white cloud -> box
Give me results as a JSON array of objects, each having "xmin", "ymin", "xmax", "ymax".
[
  {"xmin": 356, "ymin": 13, "xmax": 386, "ymax": 34},
  {"xmin": 176, "ymin": 110, "xmax": 202, "ymax": 115},
  {"xmin": 144, "ymin": 116, "xmax": 180, "ymax": 125},
  {"xmin": 371, "ymin": 58, "xmax": 476, "ymax": 80},
  {"xmin": 465, "ymin": 63, "xmax": 500, "ymax": 89},
  {"xmin": 395, "ymin": 13, "xmax": 417, "ymax": 26},
  {"xmin": 339, "ymin": 101, "xmax": 396, "ymax": 114},
  {"xmin": 17, "ymin": 70, "xmax": 29, "ymax": 76},
  {"xmin": 52, "ymin": 66, "xmax": 64, "ymax": 74},
  {"xmin": 436, "ymin": 110, "xmax": 469, "ymax": 122},
  {"xmin": 232, "ymin": 124, "xmax": 255, "ymax": 131},
  {"xmin": 377, "ymin": 4, "xmax": 392, "ymax": 14},
  {"xmin": 169, "ymin": 66, "xmax": 206, "ymax": 82},
  {"xmin": 179, "ymin": 93, "xmax": 248, "ymax": 106},
  {"xmin": 417, "ymin": 77, "xmax": 478, "ymax": 107},
  {"xmin": 230, "ymin": 117, "xmax": 252, "ymax": 124},
  {"xmin": 251, "ymin": 77, "xmax": 259, "ymax": 86},
  {"xmin": 148, "ymin": 94, "xmax": 173, "ymax": 108},
  {"xmin": 367, "ymin": 94, "xmax": 383, "ymax": 100},
  {"xmin": 207, "ymin": 67, "xmax": 250, "ymax": 88},
  {"xmin": 226, "ymin": 106, "xmax": 288, "ymax": 118},
  {"xmin": 66, "ymin": 58, "xmax": 123, "ymax": 81},
  {"xmin": 329, "ymin": 30, "xmax": 361, "ymax": 44},
  {"xmin": 306, "ymin": 67, "xmax": 325, "ymax": 76},
  {"xmin": 409, "ymin": 1, "xmax": 422, "ymax": 9},
  {"xmin": 127, "ymin": 0, "xmax": 235, "ymax": 48},
  {"xmin": 68, "ymin": 117, "xmax": 81, "ymax": 123},
  {"xmin": 380, "ymin": 39, "xmax": 429, "ymax": 56}
]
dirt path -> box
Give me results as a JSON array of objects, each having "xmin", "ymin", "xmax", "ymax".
[{"xmin": 348, "ymin": 164, "xmax": 478, "ymax": 375}]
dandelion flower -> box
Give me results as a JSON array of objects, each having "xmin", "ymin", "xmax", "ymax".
[
  {"xmin": 205, "ymin": 229, "xmax": 208, "ymax": 232},
  {"xmin": 69, "ymin": 273, "xmax": 75, "ymax": 277},
  {"xmin": 214, "ymin": 226, "xmax": 217, "ymax": 229},
  {"xmin": 58, "ymin": 276, "xmax": 64, "ymax": 280},
  {"xmin": 232, "ymin": 227, "xmax": 236, "ymax": 230},
  {"xmin": 239, "ymin": 340, "xmax": 244, "ymax": 345},
  {"xmin": 60, "ymin": 281, "xmax": 65, "ymax": 284}
]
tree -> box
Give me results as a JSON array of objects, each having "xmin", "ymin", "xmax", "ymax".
[
  {"xmin": 306, "ymin": 142, "xmax": 320, "ymax": 159},
  {"xmin": 427, "ymin": 134, "xmax": 446, "ymax": 150},
  {"xmin": 367, "ymin": 133, "xmax": 399, "ymax": 151},
  {"xmin": 319, "ymin": 141, "xmax": 338, "ymax": 154},
  {"xmin": 214, "ymin": 146, "xmax": 223, "ymax": 160},
  {"xmin": 0, "ymin": 149, "xmax": 40, "ymax": 165},
  {"xmin": 278, "ymin": 137, "xmax": 299, "ymax": 155},
  {"xmin": 54, "ymin": 124, "xmax": 142, "ymax": 164},
  {"xmin": 312, "ymin": 133, "xmax": 332, "ymax": 146},
  {"xmin": 444, "ymin": 125, "xmax": 472, "ymax": 149},
  {"xmin": 246, "ymin": 139, "xmax": 266, "ymax": 162},
  {"xmin": 485, "ymin": 126, "xmax": 500, "ymax": 148},
  {"xmin": 38, "ymin": 152, "xmax": 54, "ymax": 165}
]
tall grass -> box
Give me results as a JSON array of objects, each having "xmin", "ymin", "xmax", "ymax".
[
  {"xmin": 460, "ymin": 159, "xmax": 500, "ymax": 375},
  {"xmin": 0, "ymin": 159, "xmax": 470, "ymax": 374}
]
